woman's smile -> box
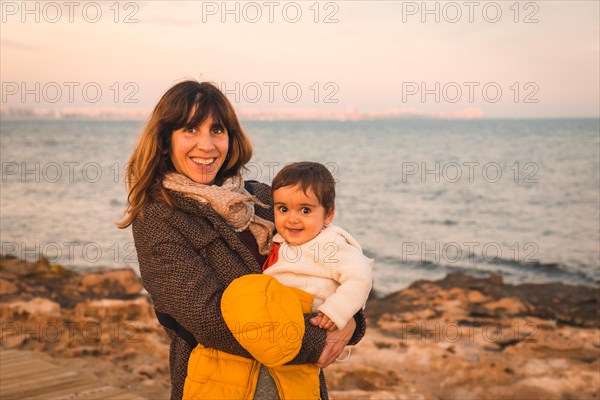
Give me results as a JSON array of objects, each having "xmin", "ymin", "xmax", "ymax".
[
  {"xmin": 190, "ymin": 157, "xmax": 216, "ymax": 166},
  {"xmin": 170, "ymin": 114, "xmax": 229, "ymax": 185}
]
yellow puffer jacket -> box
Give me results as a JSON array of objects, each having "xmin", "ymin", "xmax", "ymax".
[{"xmin": 183, "ymin": 275, "xmax": 320, "ymax": 400}]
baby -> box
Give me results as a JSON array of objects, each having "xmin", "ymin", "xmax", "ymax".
[
  {"xmin": 184, "ymin": 161, "xmax": 373, "ymax": 399},
  {"xmin": 264, "ymin": 161, "xmax": 374, "ymax": 332}
]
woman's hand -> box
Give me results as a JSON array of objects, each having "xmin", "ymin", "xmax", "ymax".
[{"xmin": 312, "ymin": 316, "xmax": 356, "ymax": 368}]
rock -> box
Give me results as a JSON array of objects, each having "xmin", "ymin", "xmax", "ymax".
[
  {"xmin": 4, "ymin": 297, "xmax": 62, "ymax": 319},
  {"xmin": 1, "ymin": 255, "xmax": 39, "ymax": 276},
  {"xmin": 433, "ymin": 273, "xmax": 505, "ymax": 296},
  {"xmin": 0, "ymin": 298, "xmax": 63, "ymax": 348},
  {"xmin": 74, "ymin": 297, "xmax": 154, "ymax": 323},
  {"xmin": 0, "ymin": 278, "xmax": 18, "ymax": 296},
  {"xmin": 368, "ymin": 272, "xmax": 600, "ymax": 328},
  {"xmin": 514, "ymin": 376, "xmax": 565, "ymax": 398},
  {"xmin": 521, "ymin": 358, "xmax": 550, "ymax": 375},
  {"xmin": 467, "ymin": 290, "xmax": 488, "ymax": 303},
  {"xmin": 1, "ymin": 256, "xmax": 143, "ymax": 304},
  {"xmin": 0, "ymin": 255, "xmax": 70, "ymax": 279},
  {"xmin": 474, "ymin": 297, "xmax": 530, "ymax": 318},
  {"xmin": 133, "ymin": 362, "xmax": 166, "ymax": 379},
  {"xmin": 328, "ymin": 366, "xmax": 402, "ymax": 391},
  {"xmin": 0, "ymin": 255, "xmax": 169, "ymax": 398},
  {"xmin": 513, "ymin": 283, "xmax": 600, "ymax": 328},
  {"xmin": 77, "ymin": 268, "xmax": 143, "ymax": 297},
  {"xmin": 354, "ymin": 273, "xmax": 600, "ymax": 399},
  {"xmin": 62, "ymin": 346, "xmax": 104, "ymax": 357},
  {"xmin": 1, "ymin": 333, "xmax": 26, "ymax": 348},
  {"xmin": 2, "ymin": 254, "xmax": 599, "ymax": 400},
  {"xmin": 32, "ymin": 261, "xmax": 74, "ymax": 280}
]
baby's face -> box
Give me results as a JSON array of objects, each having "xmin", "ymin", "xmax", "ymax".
[{"xmin": 273, "ymin": 184, "xmax": 334, "ymax": 246}]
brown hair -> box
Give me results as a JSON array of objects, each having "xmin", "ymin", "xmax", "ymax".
[
  {"xmin": 272, "ymin": 162, "xmax": 336, "ymax": 214},
  {"xmin": 117, "ymin": 80, "xmax": 252, "ymax": 228}
]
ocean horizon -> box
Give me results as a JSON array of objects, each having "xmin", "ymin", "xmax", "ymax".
[{"xmin": 1, "ymin": 118, "xmax": 599, "ymax": 294}]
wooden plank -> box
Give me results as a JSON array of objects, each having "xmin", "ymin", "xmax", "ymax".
[
  {"xmin": 1, "ymin": 369, "xmax": 80, "ymax": 391},
  {"xmin": 1, "ymin": 371, "xmax": 75, "ymax": 388},
  {"xmin": 26, "ymin": 383, "xmax": 114, "ymax": 400},
  {"xmin": 1, "ymin": 362, "xmax": 71, "ymax": 380},
  {"xmin": 0, "ymin": 353, "xmax": 46, "ymax": 369},
  {"xmin": 59, "ymin": 386, "xmax": 145, "ymax": 400},
  {"xmin": 2, "ymin": 373, "xmax": 90, "ymax": 398},
  {"xmin": 7, "ymin": 379, "xmax": 97, "ymax": 400},
  {"xmin": 57, "ymin": 385, "xmax": 121, "ymax": 399},
  {"xmin": 0, "ymin": 350, "xmax": 146, "ymax": 400},
  {"xmin": 0, "ymin": 350, "xmax": 28, "ymax": 362},
  {"xmin": 0, "ymin": 356, "xmax": 43, "ymax": 369}
]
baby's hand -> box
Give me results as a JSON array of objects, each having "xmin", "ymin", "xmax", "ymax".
[{"xmin": 310, "ymin": 311, "xmax": 337, "ymax": 332}]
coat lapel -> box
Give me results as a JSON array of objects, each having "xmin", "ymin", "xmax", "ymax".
[{"xmin": 172, "ymin": 192, "xmax": 263, "ymax": 275}]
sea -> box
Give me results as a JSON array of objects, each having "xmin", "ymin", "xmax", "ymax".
[{"xmin": 1, "ymin": 118, "xmax": 599, "ymax": 295}]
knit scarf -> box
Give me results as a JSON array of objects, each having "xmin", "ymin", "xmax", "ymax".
[{"xmin": 163, "ymin": 173, "xmax": 274, "ymax": 255}]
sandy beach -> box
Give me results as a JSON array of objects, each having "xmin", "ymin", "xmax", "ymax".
[{"xmin": 1, "ymin": 254, "xmax": 598, "ymax": 399}]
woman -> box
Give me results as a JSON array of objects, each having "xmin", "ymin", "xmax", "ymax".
[{"xmin": 118, "ymin": 80, "xmax": 366, "ymax": 399}]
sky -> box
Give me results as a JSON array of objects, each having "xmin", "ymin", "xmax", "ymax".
[{"xmin": 1, "ymin": 0, "xmax": 599, "ymax": 119}]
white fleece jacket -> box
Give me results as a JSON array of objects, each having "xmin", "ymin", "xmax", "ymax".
[{"xmin": 263, "ymin": 225, "xmax": 374, "ymax": 330}]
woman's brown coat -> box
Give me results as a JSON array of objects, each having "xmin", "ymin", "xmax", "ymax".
[{"xmin": 132, "ymin": 182, "xmax": 366, "ymax": 399}]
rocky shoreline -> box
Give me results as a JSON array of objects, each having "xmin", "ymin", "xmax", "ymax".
[
  {"xmin": 1, "ymin": 255, "xmax": 599, "ymax": 399},
  {"xmin": 0, "ymin": 255, "xmax": 171, "ymax": 398}
]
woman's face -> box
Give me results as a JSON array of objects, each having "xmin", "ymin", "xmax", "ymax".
[{"xmin": 170, "ymin": 114, "xmax": 229, "ymax": 185}]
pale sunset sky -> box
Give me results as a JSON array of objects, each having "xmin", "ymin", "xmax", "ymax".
[{"xmin": 1, "ymin": 0, "xmax": 599, "ymax": 119}]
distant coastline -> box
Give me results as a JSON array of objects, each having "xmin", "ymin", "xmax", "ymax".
[
  {"xmin": 2, "ymin": 105, "xmax": 483, "ymax": 121},
  {"xmin": 2, "ymin": 108, "xmax": 599, "ymax": 122}
]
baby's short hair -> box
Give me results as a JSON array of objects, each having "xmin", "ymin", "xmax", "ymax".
[{"xmin": 272, "ymin": 162, "xmax": 336, "ymax": 213}]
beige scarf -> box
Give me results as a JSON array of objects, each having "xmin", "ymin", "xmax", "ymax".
[{"xmin": 163, "ymin": 173, "xmax": 274, "ymax": 255}]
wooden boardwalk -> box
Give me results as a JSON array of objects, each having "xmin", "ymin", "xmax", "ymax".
[{"xmin": 0, "ymin": 350, "xmax": 146, "ymax": 400}]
